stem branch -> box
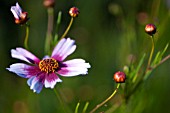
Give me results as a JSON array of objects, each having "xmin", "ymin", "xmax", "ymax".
[
  {"xmin": 147, "ymin": 36, "xmax": 155, "ymax": 69},
  {"xmin": 24, "ymin": 24, "xmax": 29, "ymax": 49},
  {"xmin": 60, "ymin": 17, "xmax": 74, "ymax": 40},
  {"xmin": 45, "ymin": 7, "xmax": 54, "ymax": 54},
  {"xmin": 90, "ymin": 84, "xmax": 120, "ymax": 113},
  {"xmin": 54, "ymin": 88, "xmax": 67, "ymax": 113}
]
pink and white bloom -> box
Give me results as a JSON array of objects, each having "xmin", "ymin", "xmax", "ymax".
[
  {"xmin": 7, "ymin": 38, "xmax": 91, "ymax": 93},
  {"xmin": 10, "ymin": 2, "xmax": 28, "ymax": 24}
]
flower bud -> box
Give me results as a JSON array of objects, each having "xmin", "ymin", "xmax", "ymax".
[
  {"xmin": 145, "ymin": 24, "xmax": 157, "ymax": 36},
  {"xmin": 43, "ymin": 0, "xmax": 55, "ymax": 8},
  {"xmin": 113, "ymin": 71, "xmax": 126, "ymax": 83},
  {"xmin": 69, "ymin": 7, "xmax": 79, "ymax": 17}
]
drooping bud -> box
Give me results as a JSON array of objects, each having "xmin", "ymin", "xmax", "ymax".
[
  {"xmin": 113, "ymin": 71, "xmax": 126, "ymax": 83},
  {"xmin": 43, "ymin": 0, "xmax": 55, "ymax": 8},
  {"xmin": 10, "ymin": 3, "xmax": 28, "ymax": 25},
  {"xmin": 145, "ymin": 24, "xmax": 157, "ymax": 36},
  {"xmin": 69, "ymin": 7, "xmax": 79, "ymax": 17}
]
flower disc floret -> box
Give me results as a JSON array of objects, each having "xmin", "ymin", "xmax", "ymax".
[{"xmin": 39, "ymin": 58, "xmax": 58, "ymax": 73}]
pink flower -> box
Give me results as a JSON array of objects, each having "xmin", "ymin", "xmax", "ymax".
[
  {"xmin": 10, "ymin": 2, "xmax": 28, "ymax": 24},
  {"xmin": 7, "ymin": 38, "xmax": 91, "ymax": 93}
]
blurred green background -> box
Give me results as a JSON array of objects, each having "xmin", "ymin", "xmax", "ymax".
[{"xmin": 0, "ymin": 0, "xmax": 170, "ymax": 113}]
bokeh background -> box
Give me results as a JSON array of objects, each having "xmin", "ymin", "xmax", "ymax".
[{"xmin": 0, "ymin": 0, "xmax": 170, "ymax": 113}]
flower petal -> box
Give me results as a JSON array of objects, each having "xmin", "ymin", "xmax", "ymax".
[
  {"xmin": 52, "ymin": 38, "xmax": 76, "ymax": 61},
  {"xmin": 7, "ymin": 63, "xmax": 40, "ymax": 78},
  {"xmin": 11, "ymin": 7, "xmax": 19, "ymax": 19},
  {"xmin": 11, "ymin": 48, "xmax": 40, "ymax": 64},
  {"xmin": 10, "ymin": 2, "xmax": 22, "ymax": 19},
  {"xmin": 44, "ymin": 73, "xmax": 62, "ymax": 88},
  {"xmin": 57, "ymin": 59, "xmax": 91, "ymax": 76},
  {"xmin": 16, "ymin": 3, "xmax": 22, "ymax": 14},
  {"xmin": 27, "ymin": 76, "xmax": 44, "ymax": 93}
]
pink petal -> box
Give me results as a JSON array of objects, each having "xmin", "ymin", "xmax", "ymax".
[
  {"xmin": 44, "ymin": 73, "xmax": 62, "ymax": 88},
  {"xmin": 57, "ymin": 59, "xmax": 91, "ymax": 77},
  {"xmin": 7, "ymin": 63, "xmax": 40, "ymax": 78},
  {"xmin": 16, "ymin": 2, "xmax": 22, "ymax": 14},
  {"xmin": 52, "ymin": 38, "xmax": 76, "ymax": 61},
  {"xmin": 10, "ymin": 7, "xmax": 19, "ymax": 19},
  {"xmin": 10, "ymin": 2, "xmax": 22, "ymax": 19},
  {"xmin": 11, "ymin": 48, "xmax": 40, "ymax": 64}
]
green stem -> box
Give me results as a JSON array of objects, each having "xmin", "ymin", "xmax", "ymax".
[
  {"xmin": 75, "ymin": 102, "xmax": 80, "ymax": 113},
  {"xmin": 90, "ymin": 84, "xmax": 120, "ymax": 113},
  {"xmin": 144, "ymin": 54, "xmax": 170, "ymax": 80},
  {"xmin": 45, "ymin": 7, "xmax": 54, "ymax": 54},
  {"xmin": 53, "ymin": 88, "xmax": 67, "ymax": 113},
  {"xmin": 147, "ymin": 36, "xmax": 155, "ymax": 69},
  {"xmin": 24, "ymin": 24, "xmax": 29, "ymax": 49},
  {"xmin": 60, "ymin": 17, "xmax": 74, "ymax": 40},
  {"xmin": 82, "ymin": 102, "xmax": 89, "ymax": 113},
  {"xmin": 153, "ymin": 54, "xmax": 170, "ymax": 69}
]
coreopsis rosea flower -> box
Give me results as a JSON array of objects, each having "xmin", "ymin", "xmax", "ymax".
[
  {"xmin": 7, "ymin": 38, "xmax": 91, "ymax": 93},
  {"xmin": 10, "ymin": 2, "xmax": 28, "ymax": 24}
]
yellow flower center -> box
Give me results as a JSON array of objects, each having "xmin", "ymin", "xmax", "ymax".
[{"xmin": 39, "ymin": 58, "xmax": 58, "ymax": 73}]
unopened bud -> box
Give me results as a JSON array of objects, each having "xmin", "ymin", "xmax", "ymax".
[
  {"xmin": 43, "ymin": 0, "xmax": 55, "ymax": 8},
  {"xmin": 145, "ymin": 24, "xmax": 157, "ymax": 36},
  {"xmin": 69, "ymin": 7, "xmax": 79, "ymax": 17},
  {"xmin": 113, "ymin": 71, "xmax": 126, "ymax": 83}
]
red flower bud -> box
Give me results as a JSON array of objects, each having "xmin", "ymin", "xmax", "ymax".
[
  {"xmin": 145, "ymin": 24, "xmax": 157, "ymax": 36},
  {"xmin": 113, "ymin": 71, "xmax": 126, "ymax": 83},
  {"xmin": 69, "ymin": 7, "xmax": 79, "ymax": 17}
]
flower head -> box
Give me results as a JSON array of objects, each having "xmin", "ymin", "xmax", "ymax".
[
  {"xmin": 69, "ymin": 7, "xmax": 79, "ymax": 17},
  {"xmin": 113, "ymin": 71, "xmax": 126, "ymax": 83},
  {"xmin": 10, "ymin": 2, "xmax": 28, "ymax": 24},
  {"xmin": 145, "ymin": 24, "xmax": 157, "ymax": 36},
  {"xmin": 7, "ymin": 38, "xmax": 91, "ymax": 93}
]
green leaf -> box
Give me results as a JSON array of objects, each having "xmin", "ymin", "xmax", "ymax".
[
  {"xmin": 151, "ymin": 51, "xmax": 161, "ymax": 66},
  {"xmin": 151, "ymin": 43, "xmax": 169, "ymax": 66},
  {"xmin": 132, "ymin": 53, "xmax": 146, "ymax": 83}
]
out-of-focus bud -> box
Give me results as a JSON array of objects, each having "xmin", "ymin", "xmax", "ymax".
[
  {"xmin": 145, "ymin": 24, "xmax": 157, "ymax": 36},
  {"xmin": 43, "ymin": 0, "xmax": 55, "ymax": 8},
  {"xmin": 113, "ymin": 71, "xmax": 126, "ymax": 83},
  {"xmin": 123, "ymin": 65, "xmax": 129, "ymax": 74},
  {"xmin": 69, "ymin": 7, "xmax": 79, "ymax": 17},
  {"xmin": 10, "ymin": 2, "xmax": 28, "ymax": 25}
]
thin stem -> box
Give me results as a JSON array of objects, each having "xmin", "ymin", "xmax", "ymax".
[
  {"xmin": 24, "ymin": 24, "xmax": 29, "ymax": 49},
  {"xmin": 45, "ymin": 7, "xmax": 54, "ymax": 54},
  {"xmin": 60, "ymin": 17, "xmax": 74, "ymax": 40},
  {"xmin": 53, "ymin": 88, "xmax": 67, "ymax": 113},
  {"xmin": 75, "ymin": 102, "xmax": 80, "ymax": 113},
  {"xmin": 147, "ymin": 36, "xmax": 155, "ymax": 69},
  {"xmin": 153, "ymin": 54, "xmax": 170, "ymax": 69},
  {"xmin": 90, "ymin": 83, "xmax": 120, "ymax": 113},
  {"xmin": 82, "ymin": 102, "xmax": 89, "ymax": 113}
]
